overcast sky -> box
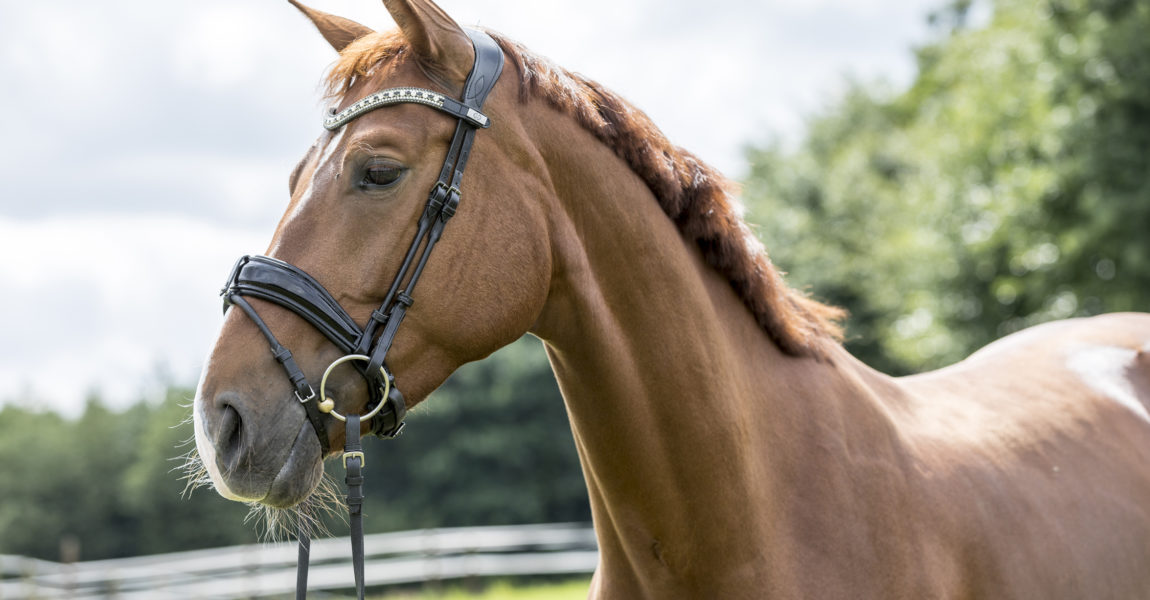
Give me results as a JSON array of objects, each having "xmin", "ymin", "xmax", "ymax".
[{"xmin": 0, "ymin": 0, "xmax": 954, "ymax": 416}]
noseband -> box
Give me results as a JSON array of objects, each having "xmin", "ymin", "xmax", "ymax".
[{"xmin": 218, "ymin": 29, "xmax": 504, "ymax": 599}]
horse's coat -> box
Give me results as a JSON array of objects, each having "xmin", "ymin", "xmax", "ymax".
[
  {"xmin": 192, "ymin": 1, "xmax": 1150, "ymax": 597},
  {"xmin": 1069, "ymin": 346, "xmax": 1150, "ymax": 424}
]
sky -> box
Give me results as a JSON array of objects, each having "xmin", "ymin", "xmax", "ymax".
[{"xmin": 0, "ymin": 0, "xmax": 955, "ymax": 416}]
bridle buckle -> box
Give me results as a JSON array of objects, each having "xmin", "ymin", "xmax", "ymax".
[
  {"xmin": 295, "ymin": 386, "xmax": 316, "ymax": 404},
  {"xmin": 441, "ymin": 186, "xmax": 462, "ymax": 219},
  {"xmin": 342, "ymin": 450, "xmax": 365, "ymax": 469}
]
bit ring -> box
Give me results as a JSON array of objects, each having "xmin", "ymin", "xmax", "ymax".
[{"xmin": 318, "ymin": 354, "xmax": 390, "ymax": 422}]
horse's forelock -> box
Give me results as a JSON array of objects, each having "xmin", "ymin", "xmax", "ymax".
[
  {"xmin": 323, "ymin": 30, "xmax": 411, "ymax": 100},
  {"xmin": 321, "ymin": 29, "xmax": 845, "ymax": 358}
]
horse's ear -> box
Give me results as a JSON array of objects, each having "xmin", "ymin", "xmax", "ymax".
[
  {"xmin": 381, "ymin": 0, "xmax": 474, "ymax": 84},
  {"xmin": 288, "ymin": 0, "xmax": 374, "ymax": 53}
]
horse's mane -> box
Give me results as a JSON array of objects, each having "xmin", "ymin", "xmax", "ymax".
[{"xmin": 325, "ymin": 30, "xmax": 845, "ymax": 358}]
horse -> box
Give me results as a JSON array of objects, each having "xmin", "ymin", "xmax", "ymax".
[{"xmin": 192, "ymin": 0, "xmax": 1150, "ymax": 597}]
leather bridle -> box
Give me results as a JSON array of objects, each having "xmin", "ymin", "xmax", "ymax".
[{"xmin": 218, "ymin": 29, "xmax": 504, "ymax": 600}]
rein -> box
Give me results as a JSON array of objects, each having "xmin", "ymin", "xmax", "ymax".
[{"xmin": 218, "ymin": 28, "xmax": 504, "ymax": 599}]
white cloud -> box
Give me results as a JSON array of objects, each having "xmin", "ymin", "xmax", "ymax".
[
  {"xmin": 0, "ymin": 215, "xmax": 266, "ymax": 415},
  {"xmin": 173, "ymin": 7, "xmax": 275, "ymax": 90},
  {"xmin": 0, "ymin": 4, "xmax": 114, "ymax": 93}
]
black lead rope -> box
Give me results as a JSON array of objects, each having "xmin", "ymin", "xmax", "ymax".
[
  {"xmin": 294, "ymin": 415, "xmax": 365, "ymax": 599},
  {"xmin": 345, "ymin": 415, "xmax": 367, "ymax": 599},
  {"xmin": 295, "ymin": 527, "xmax": 310, "ymax": 600}
]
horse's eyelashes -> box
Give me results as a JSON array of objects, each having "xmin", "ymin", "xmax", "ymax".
[{"xmin": 360, "ymin": 165, "xmax": 405, "ymax": 189}]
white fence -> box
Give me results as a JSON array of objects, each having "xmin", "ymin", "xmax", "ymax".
[{"xmin": 0, "ymin": 523, "xmax": 598, "ymax": 599}]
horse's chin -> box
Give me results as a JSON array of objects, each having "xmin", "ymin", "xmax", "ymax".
[{"xmin": 260, "ymin": 421, "xmax": 325, "ymax": 508}]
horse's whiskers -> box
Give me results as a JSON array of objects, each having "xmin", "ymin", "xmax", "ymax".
[
  {"xmin": 174, "ymin": 439, "xmax": 345, "ymax": 541},
  {"xmin": 245, "ymin": 473, "xmax": 345, "ymax": 543},
  {"xmin": 173, "ymin": 446, "xmax": 213, "ymax": 499}
]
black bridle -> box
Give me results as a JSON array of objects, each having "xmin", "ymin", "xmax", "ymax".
[{"xmin": 218, "ymin": 29, "xmax": 504, "ymax": 600}]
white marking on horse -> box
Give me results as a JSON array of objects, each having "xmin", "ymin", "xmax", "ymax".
[
  {"xmin": 1067, "ymin": 345, "xmax": 1150, "ymax": 424},
  {"xmin": 192, "ymin": 318, "xmax": 263, "ymax": 502},
  {"xmin": 193, "ymin": 401, "xmax": 258, "ymax": 502},
  {"xmin": 290, "ymin": 127, "xmax": 347, "ymax": 221}
]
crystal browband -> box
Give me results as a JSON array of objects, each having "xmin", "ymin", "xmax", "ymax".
[{"xmin": 323, "ymin": 86, "xmax": 491, "ymax": 130}]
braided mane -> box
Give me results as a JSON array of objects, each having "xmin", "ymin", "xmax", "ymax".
[{"xmin": 324, "ymin": 30, "xmax": 844, "ymax": 358}]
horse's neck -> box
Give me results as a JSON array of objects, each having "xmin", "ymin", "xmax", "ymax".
[{"xmin": 529, "ymin": 111, "xmax": 916, "ymax": 592}]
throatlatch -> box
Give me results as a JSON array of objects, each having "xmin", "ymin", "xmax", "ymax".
[{"xmin": 218, "ymin": 28, "xmax": 504, "ymax": 600}]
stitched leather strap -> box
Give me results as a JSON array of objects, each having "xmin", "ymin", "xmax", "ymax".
[
  {"xmin": 225, "ymin": 293, "xmax": 330, "ymax": 455},
  {"xmin": 362, "ymin": 30, "xmax": 503, "ymax": 395},
  {"xmin": 224, "ymin": 255, "xmax": 360, "ymax": 353}
]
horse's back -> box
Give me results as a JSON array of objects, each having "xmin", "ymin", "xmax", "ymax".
[
  {"xmin": 903, "ymin": 311, "xmax": 1150, "ymax": 418},
  {"xmin": 897, "ymin": 312, "xmax": 1150, "ymax": 599},
  {"xmin": 970, "ymin": 311, "xmax": 1150, "ymax": 362}
]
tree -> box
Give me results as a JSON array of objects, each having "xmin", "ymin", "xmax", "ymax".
[
  {"xmin": 356, "ymin": 337, "xmax": 589, "ymax": 532},
  {"xmin": 0, "ymin": 398, "xmax": 147, "ymax": 560},
  {"xmin": 0, "ymin": 338, "xmax": 586, "ymax": 560},
  {"xmin": 121, "ymin": 387, "xmax": 257, "ymax": 554},
  {"xmin": 743, "ymin": 0, "xmax": 1150, "ymax": 373}
]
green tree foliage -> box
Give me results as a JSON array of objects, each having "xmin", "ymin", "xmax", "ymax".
[
  {"xmin": 0, "ymin": 338, "xmax": 584, "ymax": 561},
  {"xmin": 356, "ymin": 337, "xmax": 587, "ymax": 532},
  {"xmin": 121, "ymin": 388, "xmax": 261, "ymax": 553},
  {"xmin": 744, "ymin": 0, "xmax": 1150, "ymax": 373},
  {"xmin": 0, "ymin": 393, "xmax": 256, "ymax": 562}
]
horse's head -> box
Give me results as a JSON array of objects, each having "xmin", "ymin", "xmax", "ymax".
[{"xmin": 193, "ymin": 0, "xmax": 553, "ymax": 507}]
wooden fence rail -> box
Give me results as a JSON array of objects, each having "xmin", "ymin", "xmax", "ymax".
[{"xmin": 0, "ymin": 523, "xmax": 598, "ymax": 599}]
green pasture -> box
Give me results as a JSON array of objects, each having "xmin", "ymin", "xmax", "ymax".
[{"xmin": 378, "ymin": 578, "xmax": 590, "ymax": 599}]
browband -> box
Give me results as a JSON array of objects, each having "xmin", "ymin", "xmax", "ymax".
[
  {"xmin": 324, "ymin": 87, "xmax": 490, "ymax": 131},
  {"xmin": 322, "ymin": 29, "xmax": 504, "ymax": 132}
]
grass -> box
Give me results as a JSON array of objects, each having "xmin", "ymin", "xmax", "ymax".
[{"xmin": 376, "ymin": 578, "xmax": 590, "ymax": 599}]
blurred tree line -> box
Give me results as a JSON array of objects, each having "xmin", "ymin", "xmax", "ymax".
[
  {"xmin": 745, "ymin": 0, "xmax": 1149, "ymax": 373},
  {"xmin": 3, "ymin": 0, "xmax": 1148, "ymax": 562},
  {"xmin": 0, "ymin": 338, "xmax": 587, "ymax": 561}
]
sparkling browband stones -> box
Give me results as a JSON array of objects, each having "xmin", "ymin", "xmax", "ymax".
[{"xmin": 323, "ymin": 87, "xmax": 490, "ymax": 131}]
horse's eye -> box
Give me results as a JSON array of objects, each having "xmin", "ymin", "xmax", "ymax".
[{"xmin": 360, "ymin": 164, "xmax": 405, "ymax": 189}]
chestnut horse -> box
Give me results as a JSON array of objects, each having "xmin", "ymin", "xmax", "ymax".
[{"xmin": 193, "ymin": 0, "xmax": 1150, "ymax": 597}]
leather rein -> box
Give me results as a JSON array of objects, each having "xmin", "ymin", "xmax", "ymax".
[{"xmin": 218, "ymin": 29, "xmax": 504, "ymax": 599}]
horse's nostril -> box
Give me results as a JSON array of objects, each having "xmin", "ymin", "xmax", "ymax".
[{"xmin": 217, "ymin": 403, "xmax": 244, "ymax": 464}]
